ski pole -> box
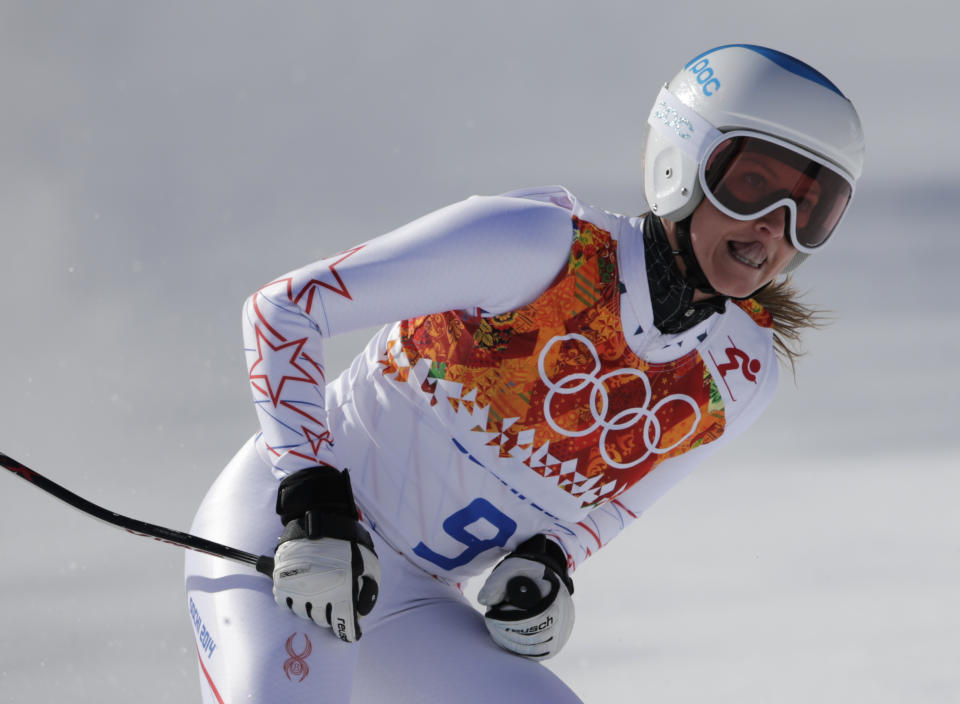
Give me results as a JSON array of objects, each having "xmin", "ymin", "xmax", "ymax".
[{"xmin": 0, "ymin": 451, "xmax": 274, "ymax": 578}]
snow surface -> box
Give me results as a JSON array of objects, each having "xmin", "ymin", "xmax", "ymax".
[{"xmin": 2, "ymin": 2, "xmax": 958, "ymax": 702}]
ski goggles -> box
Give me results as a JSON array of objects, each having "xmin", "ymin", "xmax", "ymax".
[{"xmin": 699, "ymin": 130, "xmax": 855, "ymax": 253}]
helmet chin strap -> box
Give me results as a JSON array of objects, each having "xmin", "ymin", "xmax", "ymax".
[{"xmin": 671, "ymin": 214, "xmax": 771, "ymax": 300}]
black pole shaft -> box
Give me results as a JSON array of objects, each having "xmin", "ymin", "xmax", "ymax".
[{"xmin": 0, "ymin": 451, "xmax": 274, "ymax": 578}]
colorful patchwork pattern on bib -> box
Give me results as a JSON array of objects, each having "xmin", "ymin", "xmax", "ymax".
[{"xmin": 380, "ymin": 217, "xmax": 727, "ymax": 507}]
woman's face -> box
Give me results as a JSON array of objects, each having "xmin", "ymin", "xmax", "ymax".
[{"xmin": 686, "ymin": 197, "xmax": 797, "ymax": 299}]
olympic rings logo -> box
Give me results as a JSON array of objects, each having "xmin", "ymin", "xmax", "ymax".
[{"xmin": 537, "ymin": 334, "xmax": 702, "ymax": 469}]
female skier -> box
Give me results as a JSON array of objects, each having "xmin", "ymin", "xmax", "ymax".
[{"xmin": 185, "ymin": 44, "xmax": 864, "ymax": 703}]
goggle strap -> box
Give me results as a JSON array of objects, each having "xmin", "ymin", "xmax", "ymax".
[{"xmin": 647, "ymin": 86, "xmax": 723, "ymax": 163}]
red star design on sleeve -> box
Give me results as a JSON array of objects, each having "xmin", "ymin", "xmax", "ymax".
[
  {"xmin": 294, "ymin": 245, "xmax": 365, "ymax": 314},
  {"xmin": 303, "ymin": 426, "xmax": 333, "ymax": 455},
  {"xmin": 249, "ymin": 278, "xmax": 296, "ymax": 341},
  {"xmin": 248, "ymin": 325, "xmax": 319, "ymax": 407}
]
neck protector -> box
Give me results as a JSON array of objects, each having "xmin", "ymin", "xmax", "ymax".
[{"xmin": 643, "ymin": 215, "xmax": 726, "ymax": 334}]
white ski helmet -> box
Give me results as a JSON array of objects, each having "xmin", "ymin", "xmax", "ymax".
[{"xmin": 643, "ymin": 44, "xmax": 864, "ymax": 270}]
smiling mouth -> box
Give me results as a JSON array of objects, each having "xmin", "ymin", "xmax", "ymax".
[{"xmin": 728, "ymin": 241, "xmax": 767, "ymax": 269}]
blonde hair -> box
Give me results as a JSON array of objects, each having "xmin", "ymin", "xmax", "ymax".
[{"xmin": 753, "ymin": 277, "xmax": 828, "ymax": 373}]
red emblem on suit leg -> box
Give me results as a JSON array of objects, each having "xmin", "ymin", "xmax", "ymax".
[{"xmin": 283, "ymin": 632, "xmax": 313, "ymax": 682}]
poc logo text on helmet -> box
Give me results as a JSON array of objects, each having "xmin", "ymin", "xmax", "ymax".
[{"xmin": 688, "ymin": 58, "xmax": 721, "ymax": 96}]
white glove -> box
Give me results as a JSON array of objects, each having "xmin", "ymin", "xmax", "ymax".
[
  {"xmin": 477, "ymin": 536, "xmax": 575, "ymax": 659},
  {"xmin": 273, "ymin": 536, "xmax": 380, "ymax": 642},
  {"xmin": 272, "ymin": 467, "xmax": 380, "ymax": 642}
]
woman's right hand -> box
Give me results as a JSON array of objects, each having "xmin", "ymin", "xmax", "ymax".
[
  {"xmin": 273, "ymin": 534, "xmax": 380, "ymax": 642},
  {"xmin": 273, "ymin": 466, "xmax": 380, "ymax": 642}
]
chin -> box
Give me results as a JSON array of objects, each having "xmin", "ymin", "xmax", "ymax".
[
  {"xmin": 726, "ymin": 284, "xmax": 763, "ymax": 298},
  {"xmin": 708, "ymin": 275, "xmax": 765, "ymax": 299},
  {"xmin": 709, "ymin": 258, "xmax": 783, "ymax": 298}
]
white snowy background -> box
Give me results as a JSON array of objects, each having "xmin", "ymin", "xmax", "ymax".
[{"xmin": 1, "ymin": 2, "xmax": 957, "ymax": 702}]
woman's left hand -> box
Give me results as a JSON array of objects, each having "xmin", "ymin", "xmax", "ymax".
[{"xmin": 477, "ymin": 536, "xmax": 575, "ymax": 659}]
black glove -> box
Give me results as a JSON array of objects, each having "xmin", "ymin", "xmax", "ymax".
[{"xmin": 272, "ymin": 466, "xmax": 380, "ymax": 642}]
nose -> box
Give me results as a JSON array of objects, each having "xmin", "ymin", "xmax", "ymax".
[{"xmin": 753, "ymin": 205, "xmax": 788, "ymax": 240}]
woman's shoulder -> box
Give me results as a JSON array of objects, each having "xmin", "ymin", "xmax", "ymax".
[
  {"xmin": 497, "ymin": 185, "xmax": 577, "ymax": 208},
  {"xmin": 496, "ymin": 186, "xmax": 631, "ymax": 240},
  {"xmin": 696, "ymin": 298, "xmax": 779, "ymax": 420},
  {"xmin": 729, "ymin": 297, "xmax": 774, "ymax": 329}
]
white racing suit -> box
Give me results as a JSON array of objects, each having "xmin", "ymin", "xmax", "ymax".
[{"xmin": 185, "ymin": 186, "xmax": 778, "ymax": 703}]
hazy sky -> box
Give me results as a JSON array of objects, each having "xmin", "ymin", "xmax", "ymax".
[{"xmin": 1, "ymin": 2, "xmax": 957, "ymax": 702}]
